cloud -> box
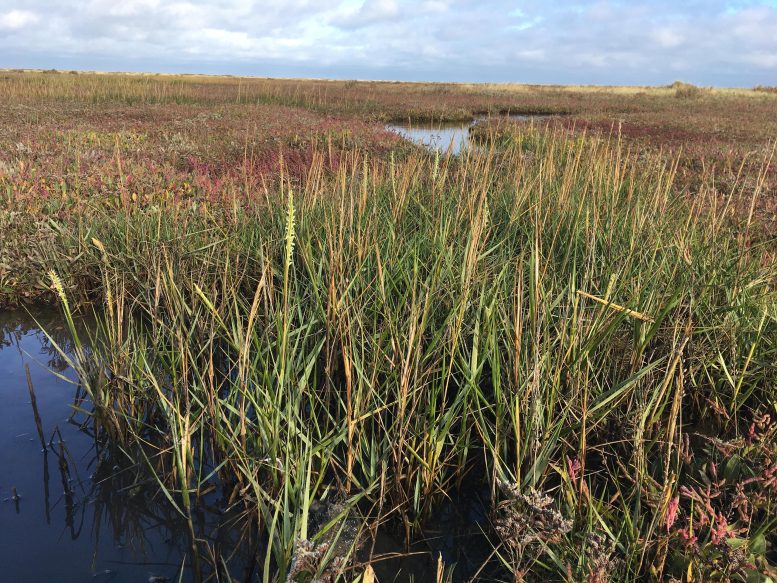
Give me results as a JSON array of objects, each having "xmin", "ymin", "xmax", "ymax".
[
  {"xmin": 332, "ymin": 0, "xmax": 401, "ymax": 29},
  {"xmin": 0, "ymin": 0, "xmax": 775, "ymax": 85},
  {"xmin": 0, "ymin": 9, "xmax": 38, "ymax": 29},
  {"xmin": 653, "ymin": 28, "xmax": 685, "ymax": 49}
]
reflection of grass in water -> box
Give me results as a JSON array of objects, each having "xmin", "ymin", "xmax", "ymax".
[
  {"xmin": 0, "ymin": 308, "xmax": 76, "ymax": 371},
  {"xmin": 32, "ymin": 127, "xmax": 777, "ymax": 581},
  {"xmin": 87, "ymin": 442, "xmax": 255, "ymax": 579}
]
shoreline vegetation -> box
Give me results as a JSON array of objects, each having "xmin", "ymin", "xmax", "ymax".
[{"xmin": 1, "ymin": 72, "xmax": 776, "ymax": 581}]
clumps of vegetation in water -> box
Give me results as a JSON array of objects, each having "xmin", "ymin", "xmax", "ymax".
[
  {"xmin": 492, "ymin": 482, "xmax": 575, "ymax": 577},
  {"xmin": 287, "ymin": 501, "xmax": 363, "ymax": 583}
]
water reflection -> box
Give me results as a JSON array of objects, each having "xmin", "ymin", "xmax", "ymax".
[
  {"xmin": 0, "ymin": 308, "xmax": 252, "ymax": 582},
  {"xmin": 386, "ymin": 121, "xmax": 474, "ymax": 155},
  {"xmin": 387, "ymin": 114, "xmax": 548, "ymax": 155}
]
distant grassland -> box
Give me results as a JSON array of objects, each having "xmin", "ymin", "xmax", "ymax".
[
  {"xmin": 7, "ymin": 67, "xmax": 777, "ymax": 96},
  {"xmin": 0, "ymin": 71, "xmax": 776, "ymax": 582},
  {"xmin": 2, "ymin": 71, "xmax": 774, "ymax": 189},
  {"xmin": 3, "ymin": 69, "xmax": 776, "ymax": 112},
  {"xmin": 466, "ymin": 81, "xmax": 777, "ymax": 97}
]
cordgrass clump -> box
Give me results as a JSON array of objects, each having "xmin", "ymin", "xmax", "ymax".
[{"xmin": 12, "ymin": 124, "xmax": 773, "ymax": 581}]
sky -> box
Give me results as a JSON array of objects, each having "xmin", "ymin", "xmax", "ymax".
[{"xmin": 1, "ymin": 1, "xmax": 776, "ymax": 86}]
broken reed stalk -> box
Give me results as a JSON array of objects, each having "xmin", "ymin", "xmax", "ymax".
[{"xmin": 575, "ymin": 289, "xmax": 656, "ymax": 323}]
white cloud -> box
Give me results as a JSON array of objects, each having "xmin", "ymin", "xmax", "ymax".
[
  {"xmin": 654, "ymin": 28, "xmax": 684, "ymax": 49},
  {"xmin": 331, "ymin": 0, "xmax": 401, "ymax": 29},
  {"xmin": 104, "ymin": 0, "xmax": 161, "ymax": 18},
  {"xmin": 198, "ymin": 28, "xmax": 254, "ymax": 51},
  {"xmin": 744, "ymin": 51, "xmax": 777, "ymax": 68},
  {"xmin": 0, "ymin": 9, "xmax": 38, "ymax": 29},
  {"xmin": 421, "ymin": 1, "xmax": 449, "ymax": 15},
  {"xmin": 0, "ymin": 1, "xmax": 775, "ymax": 85},
  {"xmin": 515, "ymin": 49, "xmax": 545, "ymax": 62}
]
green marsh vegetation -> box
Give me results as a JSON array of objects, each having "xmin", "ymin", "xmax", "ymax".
[{"xmin": 1, "ymin": 73, "xmax": 776, "ymax": 581}]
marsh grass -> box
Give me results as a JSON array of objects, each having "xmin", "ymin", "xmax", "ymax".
[
  {"xmin": 670, "ymin": 81, "xmax": 704, "ymax": 100},
  {"xmin": 25, "ymin": 125, "xmax": 777, "ymax": 581}
]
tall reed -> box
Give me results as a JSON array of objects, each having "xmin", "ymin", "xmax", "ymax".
[{"xmin": 41, "ymin": 127, "xmax": 777, "ymax": 581}]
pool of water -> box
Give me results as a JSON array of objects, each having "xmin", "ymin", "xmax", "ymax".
[
  {"xmin": 0, "ymin": 308, "xmax": 252, "ymax": 583},
  {"xmin": 386, "ymin": 121, "xmax": 474, "ymax": 155},
  {"xmin": 387, "ymin": 114, "xmax": 549, "ymax": 155}
]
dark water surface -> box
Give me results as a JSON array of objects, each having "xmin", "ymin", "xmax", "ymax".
[{"xmin": 0, "ymin": 308, "xmax": 250, "ymax": 583}]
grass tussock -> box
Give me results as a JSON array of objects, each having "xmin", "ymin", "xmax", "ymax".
[
  {"xmin": 9, "ymin": 124, "xmax": 774, "ymax": 581},
  {"xmin": 670, "ymin": 81, "xmax": 704, "ymax": 99}
]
